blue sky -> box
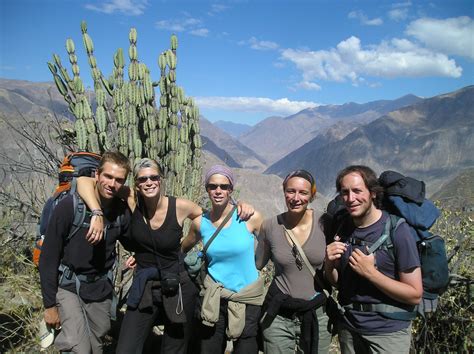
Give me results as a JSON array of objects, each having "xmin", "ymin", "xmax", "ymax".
[{"xmin": 1, "ymin": 0, "xmax": 473, "ymax": 125}]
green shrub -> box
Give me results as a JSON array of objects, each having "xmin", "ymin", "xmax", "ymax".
[{"xmin": 412, "ymin": 206, "xmax": 473, "ymax": 352}]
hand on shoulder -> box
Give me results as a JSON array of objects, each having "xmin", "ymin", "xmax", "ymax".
[{"xmin": 247, "ymin": 209, "xmax": 264, "ymax": 234}]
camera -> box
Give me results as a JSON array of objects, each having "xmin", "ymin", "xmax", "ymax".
[{"xmin": 160, "ymin": 272, "xmax": 180, "ymax": 295}]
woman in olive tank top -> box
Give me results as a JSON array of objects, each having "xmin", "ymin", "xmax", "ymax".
[{"xmin": 256, "ymin": 170, "xmax": 332, "ymax": 354}]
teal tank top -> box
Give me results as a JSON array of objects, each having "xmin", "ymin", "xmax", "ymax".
[{"xmin": 201, "ymin": 210, "xmax": 258, "ymax": 292}]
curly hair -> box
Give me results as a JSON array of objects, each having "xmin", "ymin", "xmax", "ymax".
[{"xmin": 335, "ymin": 165, "xmax": 384, "ymax": 208}]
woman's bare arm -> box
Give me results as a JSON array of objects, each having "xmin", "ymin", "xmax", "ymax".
[
  {"xmin": 176, "ymin": 198, "xmax": 203, "ymax": 226},
  {"xmin": 246, "ymin": 210, "xmax": 264, "ymax": 235},
  {"xmin": 255, "ymin": 225, "xmax": 271, "ymax": 270},
  {"xmin": 181, "ymin": 216, "xmax": 202, "ymax": 253}
]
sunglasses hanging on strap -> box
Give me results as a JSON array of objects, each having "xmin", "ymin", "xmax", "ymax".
[
  {"xmin": 284, "ymin": 227, "xmax": 350, "ymax": 336},
  {"xmin": 284, "ymin": 228, "xmax": 345, "ymax": 311}
]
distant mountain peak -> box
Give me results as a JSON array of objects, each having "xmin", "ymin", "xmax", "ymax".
[{"xmin": 213, "ymin": 120, "xmax": 253, "ymax": 138}]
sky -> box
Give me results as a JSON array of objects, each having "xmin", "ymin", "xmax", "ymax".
[{"xmin": 1, "ymin": 0, "xmax": 473, "ymax": 125}]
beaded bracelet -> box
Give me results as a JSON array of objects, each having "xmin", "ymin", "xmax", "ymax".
[{"xmin": 91, "ymin": 209, "xmax": 104, "ymax": 217}]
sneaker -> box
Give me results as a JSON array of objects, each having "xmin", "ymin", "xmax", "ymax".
[{"xmin": 39, "ymin": 319, "xmax": 55, "ymax": 349}]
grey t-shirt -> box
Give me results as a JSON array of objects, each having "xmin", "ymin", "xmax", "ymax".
[{"xmin": 256, "ymin": 210, "xmax": 326, "ymax": 300}]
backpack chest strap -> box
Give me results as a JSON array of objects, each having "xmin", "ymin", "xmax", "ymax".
[
  {"xmin": 347, "ymin": 237, "xmax": 393, "ymax": 252},
  {"xmin": 344, "ymin": 302, "xmax": 417, "ymax": 320}
]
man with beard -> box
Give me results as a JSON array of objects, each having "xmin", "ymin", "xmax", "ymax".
[
  {"xmin": 39, "ymin": 150, "xmax": 132, "ymax": 353},
  {"xmin": 324, "ymin": 165, "xmax": 422, "ymax": 354}
]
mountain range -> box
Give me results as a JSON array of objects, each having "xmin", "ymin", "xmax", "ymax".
[
  {"xmin": 213, "ymin": 120, "xmax": 252, "ymax": 138},
  {"xmin": 0, "ymin": 78, "xmax": 472, "ymax": 216},
  {"xmin": 267, "ymin": 86, "xmax": 474, "ymax": 196},
  {"xmin": 238, "ymin": 94, "xmax": 423, "ymax": 165}
]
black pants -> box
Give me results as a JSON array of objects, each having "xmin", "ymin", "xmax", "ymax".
[
  {"xmin": 116, "ymin": 278, "xmax": 198, "ymax": 354},
  {"xmin": 199, "ymin": 299, "xmax": 261, "ymax": 354}
]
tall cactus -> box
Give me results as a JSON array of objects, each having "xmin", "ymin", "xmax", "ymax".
[{"xmin": 48, "ymin": 22, "xmax": 202, "ymax": 199}]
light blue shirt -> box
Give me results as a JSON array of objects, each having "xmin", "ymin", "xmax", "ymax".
[{"xmin": 201, "ymin": 210, "xmax": 258, "ymax": 292}]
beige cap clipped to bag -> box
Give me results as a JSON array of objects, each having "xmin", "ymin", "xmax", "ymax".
[{"xmin": 38, "ymin": 319, "xmax": 55, "ymax": 349}]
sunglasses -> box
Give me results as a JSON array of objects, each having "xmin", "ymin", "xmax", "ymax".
[
  {"xmin": 206, "ymin": 183, "xmax": 232, "ymax": 191},
  {"xmin": 136, "ymin": 175, "xmax": 160, "ymax": 184},
  {"xmin": 291, "ymin": 243, "xmax": 304, "ymax": 271}
]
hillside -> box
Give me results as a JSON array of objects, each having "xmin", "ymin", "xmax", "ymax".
[
  {"xmin": 431, "ymin": 168, "xmax": 474, "ymax": 210},
  {"xmin": 310, "ymin": 94, "xmax": 422, "ymax": 121},
  {"xmin": 265, "ymin": 120, "xmax": 361, "ymax": 177},
  {"xmin": 266, "ymin": 86, "xmax": 474, "ymax": 196},
  {"xmin": 199, "ymin": 118, "xmax": 266, "ymax": 170},
  {"xmin": 0, "ymin": 79, "xmax": 70, "ymax": 119},
  {"xmin": 240, "ymin": 94, "xmax": 423, "ymax": 165},
  {"xmin": 213, "ymin": 120, "xmax": 252, "ymax": 138},
  {"xmin": 239, "ymin": 113, "xmax": 332, "ymax": 165}
]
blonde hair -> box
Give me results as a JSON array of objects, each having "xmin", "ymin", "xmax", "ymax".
[{"xmin": 133, "ymin": 158, "xmax": 163, "ymax": 182}]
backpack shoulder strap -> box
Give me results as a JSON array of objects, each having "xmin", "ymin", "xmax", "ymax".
[
  {"xmin": 69, "ymin": 178, "xmax": 78, "ymax": 195},
  {"xmin": 66, "ymin": 194, "xmax": 88, "ymax": 242},
  {"xmin": 368, "ymin": 214, "xmax": 403, "ymax": 254},
  {"xmin": 202, "ymin": 204, "xmax": 237, "ymax": 255}
]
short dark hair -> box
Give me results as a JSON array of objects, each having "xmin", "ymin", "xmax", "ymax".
[
  {"xmin": 335, "ymin": 165, "xmax": 383, "ymax": 208},
  {"xmin": 98, "ymin": 150, "xmax": 131, "ymax": 176}
]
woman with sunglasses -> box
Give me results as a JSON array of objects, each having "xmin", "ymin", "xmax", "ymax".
[
  {"xmin": 256, "ymin": 170, "xmax": 332, "ymax": 354},
  {"xmin": 77, "ymin": 159, "xmax": 254, "ymax": 354},
  {"xmin": 181, "ymin": 165, "xmax": 265, "ymax": 354}
]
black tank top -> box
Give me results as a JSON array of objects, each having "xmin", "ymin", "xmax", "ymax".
[{"xmin": 131, "ymin": 196, "xmax": 183, "ymax": 273}]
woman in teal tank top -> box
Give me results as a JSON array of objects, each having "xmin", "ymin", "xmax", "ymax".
[{"xmin": 182, "ymin": 165, "xmax": 265, "ymax": 354}]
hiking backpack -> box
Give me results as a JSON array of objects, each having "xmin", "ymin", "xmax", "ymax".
[
  {"xmin": 377, "ymin": 171, "xmax": 450, "ymax": 315},
  {"xmin": 324, "ymin": 171, "xmax": 450, "ymax": 318},
  {"xmin": 33, "ymin": 152, "xmax": 102, "ymax": 266},
  {"xmin": 371, "ymin": 213, "xmax": 449, "ymax": 317}
]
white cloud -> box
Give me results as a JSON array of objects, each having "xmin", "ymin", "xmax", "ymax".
[
  {"xmin": 388, "ymin": 1, "xmax": 411, "ymax": 21},
  {"xmin": 294, "ymin": 81, "xmax": 322, "ymax": 91},
  {"xmin": 239, "ymin": 37, "xmax": 279, "ymax": 51},
  {"xmin": 208, "ymin": 4, "xmax": 229, "ymax": 16},
  {"xmin": 388, "ymin": 8, "xmax": 409, "ymax": 21},
  {"xmin": 85, "ymin": 0, "xmax": 148, "ymax": 16},
  {"xmin": 280, "ymin": 35, "xmax": 462, "ymax": 85},
  {"xmin": 155, "ymin": 20, "xmax": 186, "ymax": 32},
  {"xmin": 156, "ymin": 17, "xmax": 209, "ymax": 37},
  {"xmin": 195, "ymin": 96, "xmax": 318, "ymax": 115},
  {"xmin": 0, "ymin": 65, "xmax": 15, "ymax": 71},
  {"xmin": 348, "ymin": 10, "xmax": 383, "ymax": 26},
  {"xmin": 391, "ymin": 1, "xmax": 412, "ymax": 8},
  {"xmin": 189, "ymin": 28, "xmax": 209, "ymax": 37},
  {"xmin": 406, "ymin": 16, "xmax": 474, "ymax": 59}
]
